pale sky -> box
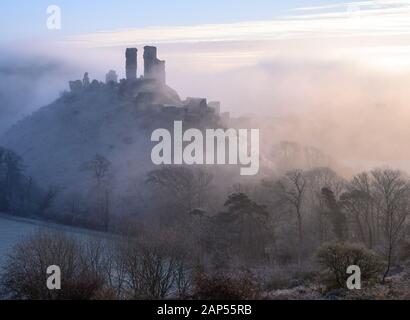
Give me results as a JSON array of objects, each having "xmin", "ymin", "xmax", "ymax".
[
  {"xmin": 0, "ymin": 0, "xmax": 347, "ymax": 41},
  {"xmin": 2, "ymin": 1, "xmax": 410, "ymax": 72}
]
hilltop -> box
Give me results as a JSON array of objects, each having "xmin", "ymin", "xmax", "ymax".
[{"xmin": 0, "ymin": 46, "xmax": 224, "ymax": 197}]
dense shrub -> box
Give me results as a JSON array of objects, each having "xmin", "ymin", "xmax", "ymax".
[
  {"xmin": 119, "ymin": 239, "xmax": 181, "ymax": 299},
  {"xmin": 192, "ymin": 271, "xmax": 260, "ymax": 300},
  {"xmin": 0, "ymin": 232, "xmax": 112, "ymax": 300},
  {"xmin": 316, "ymin": 243, "xmax": 384, "ymax": 289}
]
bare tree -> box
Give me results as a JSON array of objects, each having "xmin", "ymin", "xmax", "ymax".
[
  {"xmin": 340, "ymin": 172, "xmax": 380, "ymax": 248},
  {"xmin": 321, "ymin": 187, "xmax": 347, "ymax": 242},
  {"xmin": 0, "ymin": 232, "xmax": 109, "ymax": 300},
  {"xmin": 277, "ymin": 170, "xmax": 306, "ymax": 265},
  {"xmin": 146, "ymin": 166, "xmax": 213, "ymax": 213},
  {"xmin": 81, "ymin": 154, "xmax": 112, "ymax": 230},
  {"xmin": 82, "ymin": 154, "xmax": 111, "ymax": 186},
  {"xmin": 371, "ymin": 169, "xmax": 410, "ymax": 282},
  {"xmin": 305, "ymin": 167, "xmax": 345, "ymax": 245},
  {"xmin": 119, "ymin": 236, "xmax": 181, "ymax": 299},
  {"xmin": 36, "ymin": 185, "xmax": 62, "ymax": 215}
]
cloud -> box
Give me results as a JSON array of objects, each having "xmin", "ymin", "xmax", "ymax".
[
  {"xmin": 292, "ymin": 0, "xmax": 410, "ymax": 12},
  {"xmin": 0, "ymin": 51, "xmax": 75, "ymax": 135},
  {"xmin": 61, "ymin": 0, "xmax": 410, "ymax": 75},
  {"xmin": 158, "ymin": 45, "xmax": 410, "ymax": 173},
  {"xmin": 63, "ymin": 0, "xmax": 410, "ymax": 47}
]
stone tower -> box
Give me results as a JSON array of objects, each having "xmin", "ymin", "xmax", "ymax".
[
  {"xmin": 105, "ymin": 70, "xmax": 118, "ymax": 84},
  {"xmin": 125, "ymin": 48, "xmax": 137, "ymax": 80},
  {"xmin": 143, "ymin": 46, "xmax": 166, "ymax": 85},
  {"xmin": 83, "ymin": 72, "xmax": 90, "ymax": 87}
]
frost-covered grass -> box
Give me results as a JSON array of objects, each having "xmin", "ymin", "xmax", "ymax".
[
  {"xmin": 0, "ymin": 215, "xmax": 43, "ymax": 268},
  {"xmin": 0, "ymin": 214, "xmax": 109, "ymax": 272}
]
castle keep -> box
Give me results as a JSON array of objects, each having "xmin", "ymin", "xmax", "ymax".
[{"xmin": 124, "ymin": 46, "xmax": 165, "ymax": 85}]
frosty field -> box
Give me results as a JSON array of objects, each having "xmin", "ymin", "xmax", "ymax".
[{"xmin": 0, "ymin": 214, "xmax": 108, "ymax": 271}]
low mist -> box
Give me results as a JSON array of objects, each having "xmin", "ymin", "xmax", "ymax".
[
  {"xmin": 2, "ymin": 41, "xmax": 410, "ymax": 174},
  {"xmin": 163, "ymin": 44, "xmax": 410, "ymax": 174},
  {"xmin": 0, "ymin": 51, "xmax": 68, "ymax": 134}
]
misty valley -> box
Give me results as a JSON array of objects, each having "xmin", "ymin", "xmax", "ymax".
[
  {"xmin": 1, "ymin": 47, "xmax": 410, "ymax": 301},
  {"xmin": 2, "ymin": 1, "xmax": 410, "ymax": 306}
]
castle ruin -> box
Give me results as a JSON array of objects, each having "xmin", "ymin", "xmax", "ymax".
[
  {"xmin": 68, "ymin": 46, "xmax": 227, "ymax": 123},
  {"xmin": 124, "ymin": 46, "xmax": 166, "ymax": 85}
]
